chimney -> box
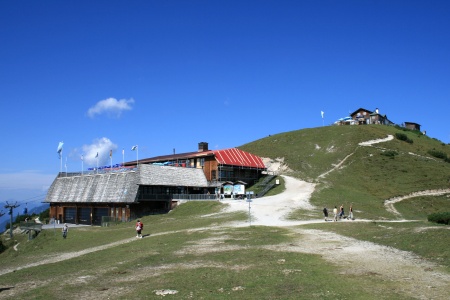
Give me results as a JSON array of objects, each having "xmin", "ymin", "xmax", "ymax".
[{"xmin": 198, "ymin": 142, "xmax": 209, "ymax": 152}]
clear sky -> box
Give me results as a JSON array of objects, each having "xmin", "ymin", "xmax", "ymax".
[{"xmin": 1, "ymin": 0, "xmax": 449, "ymax": 212}]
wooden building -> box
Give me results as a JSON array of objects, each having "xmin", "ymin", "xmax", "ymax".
[
  {"xmin": 45, "ymin": 164, "xmax": 210, "ymax": 225},
  {"xmin": 125, "ymin": 142, "xmax": 266, "ymax": 184},
  {"xmin": 45, "ymin": 143, "xmax": 266, "ymax": 225},
  {"xmin": 404, "ymin": 121, "xmax": 421, "ymax": 131},
  {"xmin": 350, "ymin": 108, "xmax": 394, "ymax": 125}
]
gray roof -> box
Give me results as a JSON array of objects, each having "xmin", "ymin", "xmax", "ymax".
[
  {"xmin": 138, "ymin": 164, "xmax": 208, "ymax": 187},
  {"xmin": 45, "ymin": 164, "xmax": 208, "ymax": 204}
]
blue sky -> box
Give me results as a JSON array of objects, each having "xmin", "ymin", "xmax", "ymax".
[{"xmin": 1, "ymin": 0, "xmax": 449, "ymax": 213}]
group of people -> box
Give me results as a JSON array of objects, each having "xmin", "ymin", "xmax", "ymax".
[
  {"xmin": 322, "ymin": 204, "xmax": 353, "ymax": 222},
  {"xmin": 59, "ymin": 221, "xmax": 145, "ymax": 240}
]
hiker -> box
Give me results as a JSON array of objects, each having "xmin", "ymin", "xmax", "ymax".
[
  {"xmin": 348, "ymin": 205, "xmax": 354, "ymax": 220},
  {"xmin": 323, "ymin": 207, "xmax": 328, "ymax": 221},
  {"xmin": 135, "ymin": 220, "xmax": 144, "ymax": 238},
  {"xmin": 333, "ymin": 206, "xmax": 338, "ymax": 222},
  {"xmin": 62, "ymin": 223, "xmax": 69, "ymax": 239},
  {"xmin": 339, "ymin": 204, "xmax": 345, "ymax": 219}
]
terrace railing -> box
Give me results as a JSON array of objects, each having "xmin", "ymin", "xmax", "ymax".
[{"xmin": 172, "ymin": 194, "xmax": 219, "ymax": 201}]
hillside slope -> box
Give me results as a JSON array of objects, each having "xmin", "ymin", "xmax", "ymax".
[{"xmin": 239, "ymin": 125, "xmax": 450, "ymax": 219}]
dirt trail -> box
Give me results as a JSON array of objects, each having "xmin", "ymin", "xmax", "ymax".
[
  {"xmin": 2, "ymin": 134, "xmax": 449, "ymax": 299},
  {"xmin": 384, "ymin": 189, "xmax": 450, "ymax": 216}
]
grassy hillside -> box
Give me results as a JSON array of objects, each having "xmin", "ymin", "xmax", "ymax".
[
  {"xmin": 1, "ymin": 124, "xmax": 449, "ymax": 299},
  {"xmin": 240, "ymin": 125, "xmax": 450, "ymax": 219}
]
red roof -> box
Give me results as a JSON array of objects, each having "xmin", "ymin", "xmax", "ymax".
[{"xmin": 213, "ymin": 148, "xmax": 265, "ymax": 168}]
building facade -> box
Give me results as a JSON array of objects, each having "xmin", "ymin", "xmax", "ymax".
[{"xmin": 45, "ymin": 143, "xmax": 266, "ymax": 225}]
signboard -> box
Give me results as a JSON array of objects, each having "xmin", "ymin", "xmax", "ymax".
[
  {"xmin": 233, "ymin": 184, "xmax": 245, "ymax": 195},
  {"xmin": 223, "ymin": 184, "xmax": 233, "ymax": 195}
]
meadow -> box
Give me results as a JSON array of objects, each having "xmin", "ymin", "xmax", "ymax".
[{"xmin": 1, "ymin": 125, "xmax": 449, "ymax": 299}]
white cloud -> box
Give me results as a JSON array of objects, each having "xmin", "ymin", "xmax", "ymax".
[
  {"xmin": 87, "ymin": 97, "xmax": 134, "ymax": 118},
  {"xmin": 81, "ymin": 137, "xmax": 118, "ymax": 166}
]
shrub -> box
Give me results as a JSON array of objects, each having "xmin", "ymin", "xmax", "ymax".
[
  {"xmin": 381, "ymin": 150, "xmax": 398, "ymax": 158},
  {"xmin": 427, "ymin": 149, "xmax": 448, "ymax": 160},
  {"xmin": 395, "ymin": 132, "xmax": 408, "ymax": 141},
  {"xmin": 427, "ymin": 212, "xmax": 450, "ymax": 225},
  {"xmin": 0, "ymin": 240, "xmax": 6, "ymax": 254},
  {"xmin": 395, "ymin": 133, "xmax": 413, "ymax": 144}
]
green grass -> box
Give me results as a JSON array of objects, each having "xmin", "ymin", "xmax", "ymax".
[
  {"xmin": 0, "ymin": 217, "xmax": 416, "ymax": 299},
  {"xmin": 2, "ymin": 125, "xmax": 450, "ymax": 299},
  {"xmin": 240, "ymin": 125, "xmax": 450, "ymax": 220}
]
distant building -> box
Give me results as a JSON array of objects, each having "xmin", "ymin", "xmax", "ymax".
[
  {"xmin": 404, "ymin": 122, "xmax": 421, "ymax": 131},
  {"xmin": 349, "ymin": 108, "xmax": 394, "ymax": 125}
]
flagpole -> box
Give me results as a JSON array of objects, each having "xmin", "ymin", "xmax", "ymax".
[
  {"xmin": 110, "ymin": 150, "xmax": 112, "ymax": 172},
  {"xmin": 96, "ymin": 154, "xmax": 98, "ymax": 174},
  {"xmin": 122, "ymin": 149, "xmax": 124, "ymax": 167},
  {"xmin": 57, "ymin": 141, "xmax": 64, "ymax": 175},
  {"xmin": 81, "ymin": 155, "xmax": 84, "ymax": 176}
]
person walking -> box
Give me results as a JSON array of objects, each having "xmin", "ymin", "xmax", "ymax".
[
  {"xmin": 348, "ymin": 205, "xmax": 354, "ymax": 220},
  {"xmin": 333, "ymin": 206, "xmax": 338, "ymax": 222},
  {"xmin": 135, "ymin": 220, "xmax": 143, "ymax": 238},
  {"xmin": 62, "ymin": 223, "xmax": 69, "ymax": 239},
  {"xmin": 339, "ymin": 204, "xmax": 345, "ymax": 219},
  {"xmin": 323, "ymin": 207, "xmax": 328, "ymax": 221}
]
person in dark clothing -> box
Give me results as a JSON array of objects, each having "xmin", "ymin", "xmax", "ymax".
[{"xmin": 323, "ymin": 207, "xmax": 328, "ymax": 221}]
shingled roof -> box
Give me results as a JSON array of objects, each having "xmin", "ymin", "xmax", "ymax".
[
  {"xmin": 138, "ymin": 164, "xmax": 208, "ymax": 187},
  {"xmin": 45, "ymin": 164, "xmax": 208, "ymax": 204}
]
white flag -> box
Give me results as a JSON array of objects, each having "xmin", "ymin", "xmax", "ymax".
[
  {"xmin": 81, "ymin": 154, "xmax": 84, "ymax": 161},
  {"xmin": 57, "ymin": 141, "xmax": 64, "ymax": 158},
  {"xmin": 131, "ymin": 145, "xmax": 138, "ymax": 151},
  {"xmin": 95, "ymin": 152, "xmax": 98, "ymax": 158},
  {"xmin": 321, "ymin": 111, "xmax": 324, "ymax": 119}
]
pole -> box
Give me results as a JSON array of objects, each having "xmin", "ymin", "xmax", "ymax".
[
  {"xmin": 5, "ymin": 202, "xmax": 20, "ymax": 238},
  {"xmin": 60, "ymin": 148, "xmax": 63, "ymax": 173},
  {"xmin": 136, "ymin": 145, "xmax": 139, "ymax": 167},
  {"xmin": 9, "ymin": 208, "xmax": 13, "ymax": 237},
  {"xmin": 246, "ymin": 198, "xmax": 252, "ymax": 226}
]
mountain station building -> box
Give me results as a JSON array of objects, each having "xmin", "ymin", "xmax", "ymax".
[{"xmin": 45, "ymin": 142, "xmax": 266, "ymax": 225}]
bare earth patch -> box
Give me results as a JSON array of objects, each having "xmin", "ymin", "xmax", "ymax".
[{"xmin": 2, "ymin": 136, "xmax": 449, "ymax": 299}]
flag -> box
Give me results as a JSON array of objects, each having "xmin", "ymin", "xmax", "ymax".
[
  {"xmin": 321, "ymin": 111, "xmax": 324, "ymax": 119},
  {"xmin": 131, "ymin": 145, "xmax": 137, "ymax": 151},
  {"xmin": 122, "ymin": 149, "xmax": 124, "ymax": 156},
  {"xmin": 95, "ymin": 152, "xmax": 98, "ymax": 158},
  {"xmin": 110, "ymin": 150, "xmax": 112, "ymax": 157},
  {"xmin": 81, "ymin": 154, "xmax": 84, "ymax": 161},
  {"xmin": 57, "ymin": 142, "xmax": 64, "ymax": 158}
]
